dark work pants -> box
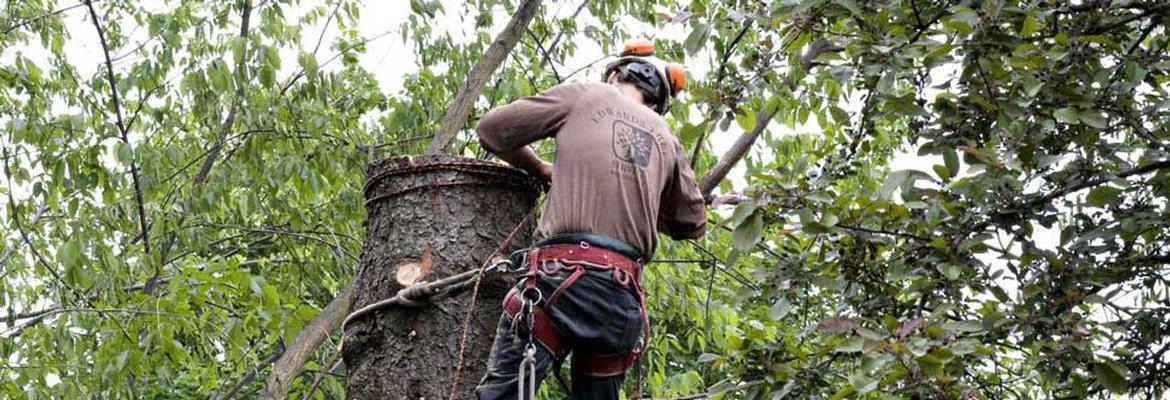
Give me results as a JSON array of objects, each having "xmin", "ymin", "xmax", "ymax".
[{"xmin": 476, "ymin": 269, "xmax": 644, "ymax": 400}]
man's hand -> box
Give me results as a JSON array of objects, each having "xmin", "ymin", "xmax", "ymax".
[
  {"xmin": 536, "ymin": 161, "xmax": 553, "ymax": 183},
  {"xmin": 492, "ymin": 146, "xmax": 550, "ymax": 186}
]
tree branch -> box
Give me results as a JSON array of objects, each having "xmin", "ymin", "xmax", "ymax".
[
  {"xmin": 537, "ymin": 0, "xmax": 587, "ymax": 71},
  {"xmin": 299, "ymin": 347, "xmax": 343, "ymax": 400},
  {"xmin": 220, "ymin": 348, "xmax": 284, "ymax": 400},
  {"xmin": 838, "ymin": 224, "xmax": 929, "ymax": 242},
  {"xmin": 193, "ymin": 0, "xmax": 253, "ymax": 186},
  {"xmin": 259, "ymin": 280, "xmax": 354, "ymax": 400},
  {"xmin": 426, "ymin": 0, "xmax": 542, "ymax": 154},
  {"xmin": 696, "ymin": 39, "xmax": 841, "ymax": 201},
  {"xmin": 525, "ymin": 28, "xmax": 561, "ymax": 82},
  {"xmin": 998, "ymin": 159, "xmax": 1170, "ymax": 217},
  {"xmin": 86, "ymin": 0, "xmax": 151, "ymax": 258},
  {"xmin": 1, "ymin": 1, "xmax": 96, "ymax": 35},
  {"xmin": 1083, "ymin": 2, "xmax": 1170, "ymax": 35},
  {"xmin": 3, "ymin": 147, "xmax": 65, "ymax": 287}
]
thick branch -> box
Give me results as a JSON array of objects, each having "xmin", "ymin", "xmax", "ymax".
[
  {"xmin": 697, "ymin": 39, "xmax": 841, "ymax": 200},
  {"xmin": 696, "ymin": 109, "xmax": 773, "ymax": 201},
  {"xmin": 259, "ymin": 280, "xmax": 353, "ymax": 400},
  {"xmin": 86, "ymin": 0, "xmax": 151, "ymax": 257},
  {"xmin": 193, "ymin": 0, "xmax": 253, "ymax": 186},
  {"xmin": 426, "ymin": 0, "xmax": 542, "ymax": 154}
]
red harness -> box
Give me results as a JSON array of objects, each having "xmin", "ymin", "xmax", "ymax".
[{"xmin": 502, "ymin": 242, "xmax": 648, "ymax": 377}]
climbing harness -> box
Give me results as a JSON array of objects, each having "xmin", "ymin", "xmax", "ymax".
[{"xmin": 500, "ymin": 236, "xmax": 651, "ymax": 394}]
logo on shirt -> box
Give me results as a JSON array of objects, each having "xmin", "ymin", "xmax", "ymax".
[{"xmin": 612, "ymin": 121, "xmax": 654, "ymax": 168}]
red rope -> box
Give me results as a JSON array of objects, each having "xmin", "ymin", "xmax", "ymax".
[{"xmin": 447, "ymin": 206, "xmax": 539, "ymax": 400}]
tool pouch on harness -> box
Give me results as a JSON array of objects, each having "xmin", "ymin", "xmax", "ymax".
[{"xmin": 501, "ymin": 233, "xmax": 649, "ymax": 378}]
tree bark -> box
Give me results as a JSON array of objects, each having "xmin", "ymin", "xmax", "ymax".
[
  {"xmin": 343, "ymin": 155, "xmax": 540, "ymax": 399},
  {"xmin": 425, "ymin": 0, "xmax": 542, "ymax": 154}
]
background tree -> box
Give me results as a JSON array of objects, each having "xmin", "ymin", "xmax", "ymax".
[{"xmin": 2, "ymin": 0, "xmax": 1168, "ymax": 399}]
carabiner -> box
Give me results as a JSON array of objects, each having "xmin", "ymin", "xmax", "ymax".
[{"xmin": 517, "ymin": 344, "xmax": 537, "ymax": 399}]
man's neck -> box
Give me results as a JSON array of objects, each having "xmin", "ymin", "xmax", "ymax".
[{"xmin": 611, "ymin": 82, "xmax": 644, "ymax": 104}]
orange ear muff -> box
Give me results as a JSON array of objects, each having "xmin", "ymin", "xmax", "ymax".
[
  {"xmin": 665, "ymin": 63, "xmax": 686, "ymax": 96},
  {"xmin": 621, "ymin": 39, "xmax": 656, "ymax": 57}
]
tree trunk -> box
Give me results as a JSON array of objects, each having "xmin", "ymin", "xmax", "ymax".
[{"xmin": 344, "ymin": 155, "xmax": 540, "ymax": 399}]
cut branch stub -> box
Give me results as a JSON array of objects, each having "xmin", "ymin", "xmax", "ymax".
[
  {"xmin": 395, "ymin": 245, "xmax": 433, "ymax": 286},
  {"xmin": 344, "ymin": 155, "xmax": 540, "ymax": 399}
]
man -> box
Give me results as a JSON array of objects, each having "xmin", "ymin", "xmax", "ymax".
[{"xmin": 475, "ymin": 41, "xmax": 707, "ymax": 399}]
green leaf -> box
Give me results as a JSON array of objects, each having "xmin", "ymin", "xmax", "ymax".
[
  {"xmin": 876, "ymin": 72, "xmax": 895, "ymax": 94},
  {"xmin": 299, "ymin": 52, "xmax": 319, "ymax": 77},
  {"xmin": 1054, "ymin": 107, "xmax": 1079, "ymax": 124},
  {"xmin": 683, "ymin": 24, "xmax": 710, "ymax": 55},
  {"xmin": 1022, "ymin": 76, "xmax": 1044, "ymax": 97},
  {"xmin": 916, "ymin": 353, "xmax": 943, "ymax": 375},
  {"xmin": 732, "ymin": 211, "xmax": 764, "ymax": 251},
  {"xmin": 828, "ymin": 386, "xmax": 856, "ymax": 400},
  {"xmin": 1086, "ymin": 186, "xmax": 1121, "ymax": 207},
  {"xmin": 1093, "ymin": 360, "xmax": 1129, "ymax": 393},
  {"xmin": 944, "ymin": 149, "xmax": 959, "ymax": 176},
  {"xmin": 834, "ymin": 336, "xmax": 865, "ymax": 353},
  {"xmin": 941, "ymin": 320, "xmax": 983, "ymax": 333},
  {"xmin": 933, "ymin": 164, "xmax": 953, "ymax": 181},
  {"xmin": 848, "ymin": 372, "xmax": 878, "ymax": 395},
  {"xmin": 232, "ymin": 37, "xmax": 247, "ymax": 65},
  {"xmin": 726, "ymin": 202, "xmax": 756, "ymax": 228},
  {"xmin": 1079, "ymin": 111, "xmax": 1110, "ymax": 129},
  {"xmin": 208, "ymin": 59, "xmax": 230, "ymax": 92},
  {"xmin": 768, "ymin": 298, "xmax": 791, "ymax": 320},
  {"xmin": 735, "ymin": 110, "xmax": 756, "ymax": 133},
  {"xmin": 879, "ymin": 170, "xmax": 909, "ymax": 200},
  {"xmin": 115, "ymin": 142, "xmax": 133, "ymax": 165},
  {"xmin": 56, "ymin": 239, "xmax": 81, "ymax": 268},
  {"xmin": 938, "ymin": 263, "xmax": 962, "ymax": 280},
  {"xmin": 260, "ymin": 66, "xmax": 275, "ymax": 87},
  {"xmin": 829, "ymin": 105, "xmax": 849, "ymax": 124},
  {"xmin": 115, "ymin": 350, "xmax": 130, "ymax": 371}
]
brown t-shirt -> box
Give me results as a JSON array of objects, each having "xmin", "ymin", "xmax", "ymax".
[{"xmin": 477, "ymin": 82, "xmax": 706, "ymax": 257}]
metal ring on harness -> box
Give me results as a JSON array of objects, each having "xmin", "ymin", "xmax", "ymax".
[{"xmin": 519, "ymin": 286, "xmax": 543, "ymax": 305}]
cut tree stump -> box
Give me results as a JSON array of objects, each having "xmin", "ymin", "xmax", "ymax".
[{"xmin": 344, "ymin": 155, "xmax": 540, "ymax": 399}]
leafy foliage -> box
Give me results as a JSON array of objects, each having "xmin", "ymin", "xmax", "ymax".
[{"xmin": 2, "ymin": 0, "xmax": 1169, "ymax": 399}]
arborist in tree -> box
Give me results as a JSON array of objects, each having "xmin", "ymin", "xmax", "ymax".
[{"xmin": 474, "ymin": 40, "xmax": 707, "ymax": 400}]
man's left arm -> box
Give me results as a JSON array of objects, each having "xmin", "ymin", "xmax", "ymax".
[{"xmin": 659, "ymin": 143, "xmax": 707, "ymax": 239}]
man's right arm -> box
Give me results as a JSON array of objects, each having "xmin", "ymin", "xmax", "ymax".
[{"xmin": 476, "ymin": 83, "xmax": 584, "ymax": 179}]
